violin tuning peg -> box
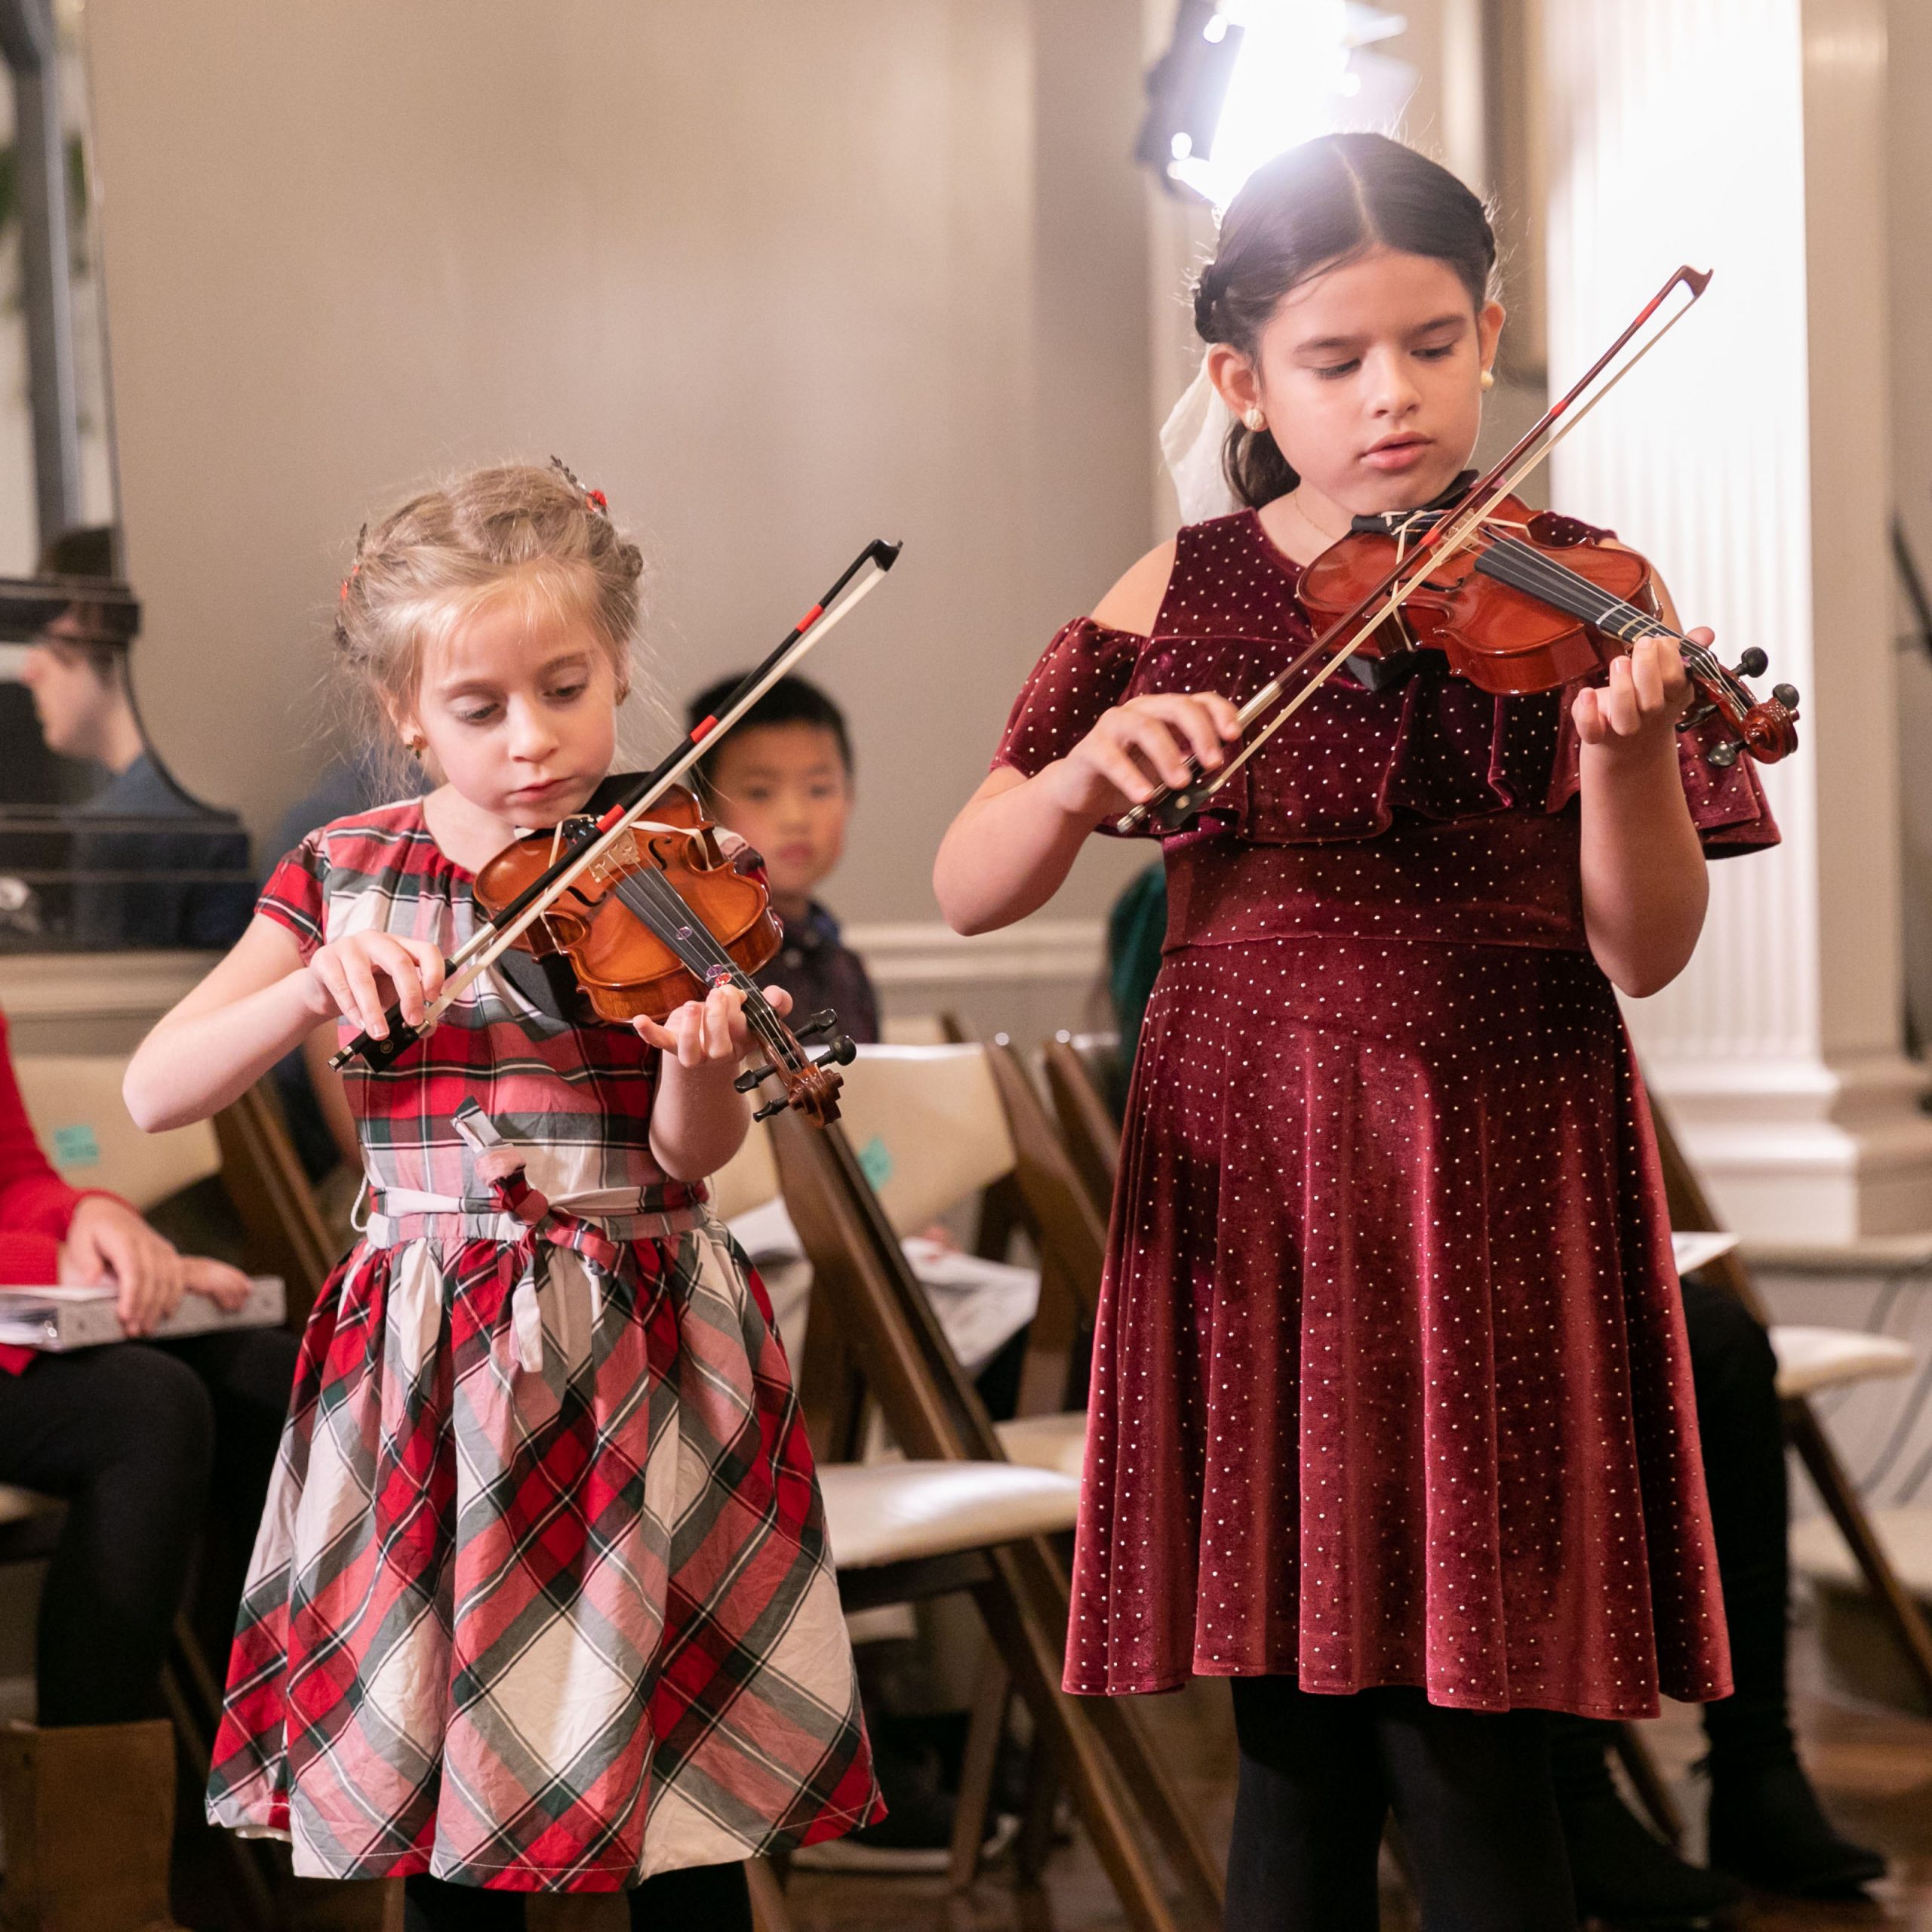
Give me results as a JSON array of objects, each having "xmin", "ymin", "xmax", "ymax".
[
  {"xmin": 1773, "ymin": 682, "xmax": 1800, "ymax": 709},
  {"xmin": 752, "ymin": 1097, "xmax": 788, "ymax": 1122},
  {"xmin": 1731, "ymin": 647, "xmax": 1768, "ymax": 679},
  {"xmin": 1677, "ymin": 700, "xmax": 1716, "ymax": 731},
  {"xmin": 734, "ymin": 1063, "xmax": 781, "ymax": 1094},
  {"xmin": 813, "ymin": 1036, "xmax": 857, "ymax": 1071},
  {"xmin": 1704, "ymin": 740, "xmax": 1743, "ymax": 769},
  {"xmin": 794, "ymin": 1009, "xmax": 839, "ymax": 1041}
]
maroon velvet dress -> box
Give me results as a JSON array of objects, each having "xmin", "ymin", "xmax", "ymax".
[{"xmin": 995, "ymin": 510, "xmax": 1778, "ymax": 1719}]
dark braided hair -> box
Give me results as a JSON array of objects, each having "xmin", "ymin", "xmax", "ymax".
[{"xmin": 1194, "ymin": 134, "xmax": 1497, "ymax": 509}]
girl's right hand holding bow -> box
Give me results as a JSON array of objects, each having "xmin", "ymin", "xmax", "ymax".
[
  {"xmin": 1040, "ymin": 691, "xmax": 1245, "ymax": 820},
  {"xmin": 302, "ymin": 932, "xmax": 447, "ymax": 1041},
  {"xmin": 935, "ymin": 690, "xmax": 1243, "ymax": 939}
]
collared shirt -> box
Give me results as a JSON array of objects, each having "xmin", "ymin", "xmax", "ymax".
[{"xmin": 756, "ymin": 901, "xmax": 879, "ymax": 1046}]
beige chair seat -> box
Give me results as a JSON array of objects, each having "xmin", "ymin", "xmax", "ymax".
[
  {"xmin": 1770, "ymin": 1325, "xmax": 1915, "ymax": 1398},
  {"xmin": 1792, "ymin": 1506, "xmax": 1932, "ymax": 1598},
  {"xmin": 817, "ymin": 1460, "xmax": 1079, "ymax": 1571},
  {"xmin": 995, "ymin": 1409, "xmax": 1088, "ymax": 1480}
]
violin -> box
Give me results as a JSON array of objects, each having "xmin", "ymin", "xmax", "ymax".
[
  {"xmin": 1118, "ymin": 265, "xmax": 1801, "ymax": 835},
  {"xmin": 328, "ymin": 537, "xmax": 900, "ymax": 1081},
  {"xmin": 1298, "ymin": 489, "xmax": 1801, "ymax": 765},
  {"xmin": 474, "ymin": 785, "xmax": 854, "ymax": 1125}
]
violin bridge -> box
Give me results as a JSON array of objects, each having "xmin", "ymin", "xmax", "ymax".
[{"xmin": 587, "ymin": 830, "xmax": 640, "ymax": 881}]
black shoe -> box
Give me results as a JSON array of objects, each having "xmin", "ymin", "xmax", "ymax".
[
  {"xmin": 1558, "ymin": 1786, "xmax": 1745, "ymax": 1929},
  {"xmin": 1706, "ymin": 1752, "xmax": 1887, "ymax": 1897}
]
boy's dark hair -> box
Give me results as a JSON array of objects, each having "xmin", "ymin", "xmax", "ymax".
[{"xmin": 685, "ymin": 674, "xmax": 853, "ymax": 794}]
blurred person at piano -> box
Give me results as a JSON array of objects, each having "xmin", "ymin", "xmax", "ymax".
[
  {"xmin": 687, "ymin": 672, "xmax": 879, "ymax": 1043},
  {"xmin": 0, "ymin": 1004, "xmax": 298, "ymax": 1920}
]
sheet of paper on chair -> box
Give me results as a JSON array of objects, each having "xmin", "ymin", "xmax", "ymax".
[
  {"xmin": 725, "ymin": 1198, "xmax": 1041, "ymax": 1374},
  {"xmin": 1670, "ymin": 1232, "xmax": 1740, "ymax": 1278},
  {"xmin": 899, "ymin": 1239, "xmax": 1040, "ymax": 1373},
  {"xmin": 0, "ymin": 1277, "xmax": 285, "ymax": 1351}
]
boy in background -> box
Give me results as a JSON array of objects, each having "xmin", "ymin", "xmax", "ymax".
[{"xmin": 686, "ymin": 674, "xmax": 880, "ymax": 1044}]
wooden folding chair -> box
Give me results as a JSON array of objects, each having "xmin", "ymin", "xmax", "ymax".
[
  {"xmin": 769, "ymin": 1109, "xmax": 1223, "ymax": 1932},
  {"xmin": 1043, "ymin": 1032, "xmax": 1122, "ymax": 1221},
  {"xmin": 1648, "ymin": 1099, "xmax": 1932, "ymax": 1712}
]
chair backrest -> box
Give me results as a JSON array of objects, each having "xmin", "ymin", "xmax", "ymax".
[
  {"xmin": 984, "ymin": 1040, "xmax": 1107, "ymax": 1315},
  {"xmin": 13, "ymin": 1054, "xmax": 220, "ymax": 1214},
  {"xmin": 827, "ymin": 1045, "xmax": 1019, "ymax": 1237},
  {"xmin": 211, "ymin": 1084, "xmax": 337, "ymax": 1324},
  {"xmin": 709, "ymin": 1118, "xmax": 781, "ymax": 1221},
  {"xmin": 1042, "ymin": 1035, "xmax": 1121, "ymax": 1223}
]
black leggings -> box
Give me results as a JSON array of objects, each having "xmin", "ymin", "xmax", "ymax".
[
  {"xmin": 1226, "ymin": 1679, "xmax": 1577, "ymax": 1932},
  {"xmin": 401, "ymin": 1866, "xmax": 752, "ymax": 1930},
  {"xmin": 0, "ymin": 1329, "xmax": 297, "ymax": 1727}
]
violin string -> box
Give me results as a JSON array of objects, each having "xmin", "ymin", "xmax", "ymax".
[
  {"xmin": 1466, "ymin": 534, "xmax": 1758, "ymax": 711},
  {"xmin": 612, "ymin": 862, "xmax": 806, "ymax": 1071},
  {"xmin": 610, "ymin": 867, "xmax": 795, "ymax": 1062},
  {"xmin": 1383, "ymin": 521, "xmax": 1760, "ymax": 721}
]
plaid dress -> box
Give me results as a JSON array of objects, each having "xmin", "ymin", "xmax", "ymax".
[{"xmin": 206, "ymin": 801, "xmax": 880, "ymax": 1889}]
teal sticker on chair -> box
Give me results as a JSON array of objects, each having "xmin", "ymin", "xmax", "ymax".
[
  {"xmin": 857, "ymin": 1135, "xmax": 894, "ymax": 1191},
  {"xmin": 51, "ymin": 1124, "xmax": 100, "ymax": 1170}
]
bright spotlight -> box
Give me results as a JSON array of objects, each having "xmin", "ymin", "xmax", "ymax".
[{"xmin": 1137, "ymin": 0, "xmax": 1419, "ymax": 211}]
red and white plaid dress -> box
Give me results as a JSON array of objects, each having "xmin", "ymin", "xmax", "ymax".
[{"xmin": 206, "ymin": 801, "xmax": 880, "ymax": 1890}]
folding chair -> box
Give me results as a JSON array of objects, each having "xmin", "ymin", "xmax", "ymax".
[
  {"xmin": 1647, "ymin": 1099, "xmax": 1932, "ymax": 1711},
  {"xmin": 768, "ymin": 1108, "xmax": 1223, "ymax": 1932}
]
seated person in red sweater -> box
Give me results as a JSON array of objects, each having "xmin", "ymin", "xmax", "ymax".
[{"xmin": 0, "ymin": 1011, "xmax": 298, "ymax": 1742}]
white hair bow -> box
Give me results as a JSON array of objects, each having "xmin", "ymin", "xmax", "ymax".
[{"xmin": 1160, "ymin": 357, "xmax": 1244, "ymax": 527}]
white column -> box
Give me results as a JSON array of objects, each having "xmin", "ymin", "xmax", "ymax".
[{"xmin": 1544, "ymin": 0, "xmax": 1932, "ymax": 1240}]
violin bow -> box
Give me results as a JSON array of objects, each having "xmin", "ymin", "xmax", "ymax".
[
  {"xmin": 331, "ymin": 537, "xmax": 902, "ymax": 1071},
  {"xmin": 1118, "ymin": 264, "xmax": 1714, "ymax": 832}
]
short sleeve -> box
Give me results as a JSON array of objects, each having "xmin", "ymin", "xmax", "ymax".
[
  {"xmin": 257, "ymin": 834, "xmax": 329, "ymax": 961},
  {"xmin": 992, "ymin": 618, "xmax": 1146, "ymax": 779}
]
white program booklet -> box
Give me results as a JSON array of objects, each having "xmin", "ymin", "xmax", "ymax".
[{"xmin": 0, "ymin": 1276, "xmax": 286, "ymax": 1352}]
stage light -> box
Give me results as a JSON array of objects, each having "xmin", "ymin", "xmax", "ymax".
[{"xmin": 1138, "ymin": 0, "xmax": 1419, "ymax": 211}]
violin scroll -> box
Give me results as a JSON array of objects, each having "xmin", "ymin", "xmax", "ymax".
[{"xmin": 734, "ymin": 1008, "xmax": 857, "ymax": 1125}]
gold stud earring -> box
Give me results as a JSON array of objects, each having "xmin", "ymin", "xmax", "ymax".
[
  {"xmin": 1244, "ymin": 408, "xmax": 1266, "ymax": 432},
  {"xmin": 1480, "ymin": 368, "xmax": 1496, "ymax": 392}
]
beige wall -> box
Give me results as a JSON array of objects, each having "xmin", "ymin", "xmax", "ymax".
[{"xmin": 83, "ymin": 0, "xmax": 1155, "ymax": 928}]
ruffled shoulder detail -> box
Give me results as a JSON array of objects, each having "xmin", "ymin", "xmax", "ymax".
[{"xmin": 992, "ymin": 617, "xmax": 1147, "ymax": 780}]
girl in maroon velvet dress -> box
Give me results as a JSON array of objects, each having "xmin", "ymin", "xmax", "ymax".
[{"xmin": 936, "ymin": 134, "xmax": 1778, "ymax": 1930}]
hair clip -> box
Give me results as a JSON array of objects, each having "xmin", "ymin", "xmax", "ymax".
[
  {"xmin": 339, "ymin": 522, "xmax": 368, "ymax": 601},
  {"xmin": 551, "ymin": 455, "xmax": 608, "ymax": 515}
]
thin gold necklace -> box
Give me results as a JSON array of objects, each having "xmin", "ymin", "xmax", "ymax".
[{"xmin": 1284, "ymin": 491, "xmax": 1350, "ymax": 549}]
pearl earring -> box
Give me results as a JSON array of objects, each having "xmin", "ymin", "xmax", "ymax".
[
  {"xmin": 1480, "ymin": 368, "xmax": 1496, "ymax": 392},
  {"xmin": 1244, "ymin": 408, "xmax": 1266, "ymax": 432}
]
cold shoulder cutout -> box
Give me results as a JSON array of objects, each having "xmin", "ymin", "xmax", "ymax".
[{"xmin": 1091, "ymin": 538, "xmax": 1177, "ymax": 637}]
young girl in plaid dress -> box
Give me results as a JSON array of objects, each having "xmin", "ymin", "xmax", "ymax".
[{"xmin": 125, "ymin": 463, "xmax": 881, "ymax": 1927}]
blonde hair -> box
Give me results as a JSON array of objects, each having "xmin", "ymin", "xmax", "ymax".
[{"xmin": 333, "ymin": 461, "xmax": 646, "ymax": 754}]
